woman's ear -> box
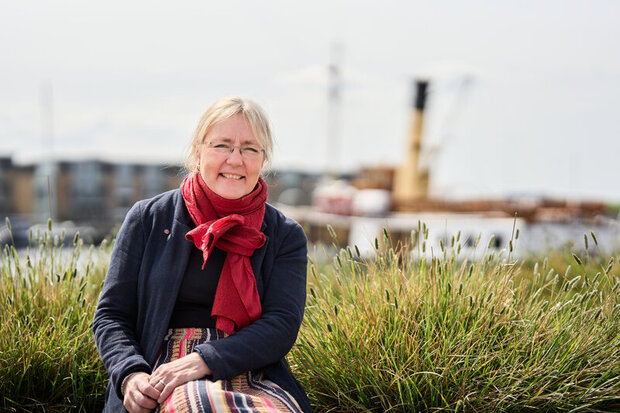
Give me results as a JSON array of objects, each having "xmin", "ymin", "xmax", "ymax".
[{"xmin": 194, "ymin": 147, "xmax": 202, "ymax": 171}]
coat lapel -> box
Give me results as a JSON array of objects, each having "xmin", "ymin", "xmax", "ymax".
[
  {"xmin": 163, "ymin": 190, "xmax": 194, "ymax": 306},
  {"xmin": 251, "ymin": 216, "xmax": 270, "ymax": 300},
  {"xmin": 144, "ymin": 191, "xmax": 194, "ymax": 364}
]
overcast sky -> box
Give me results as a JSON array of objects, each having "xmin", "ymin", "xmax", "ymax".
[{"xmin": 1, "ymin": 1, "xmax": 619, "ymax": 202}]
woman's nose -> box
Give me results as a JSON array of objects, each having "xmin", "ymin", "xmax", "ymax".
[{"xmin": 226, "ymin": 148, "xmax": 244, "ymax": 164}]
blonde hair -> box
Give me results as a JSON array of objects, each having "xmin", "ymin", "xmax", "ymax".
[{"xmin": 185, "ymin": 96, "xmax": 274, "ymax": 172}]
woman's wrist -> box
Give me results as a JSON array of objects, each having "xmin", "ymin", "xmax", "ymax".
[{"xmin": 120, "ymin": 372, "xmax": 139, "ymax": 396}]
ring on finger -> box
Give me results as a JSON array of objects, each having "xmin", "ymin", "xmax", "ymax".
[{"xmin": 158, "ymin": 379, "xmax": 166, "ymax": 388}]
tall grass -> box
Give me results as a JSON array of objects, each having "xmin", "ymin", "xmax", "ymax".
[
  {"xmin": 1, "ymin": 218, "xmax": 619, "ymax": 412},
  {"xmin": 0, "ymin": 218, "xmax": 109, "ymax": 412},
  {"xmin": 291, "ymin": 224, "xmax": 620, "ymax": 412}
]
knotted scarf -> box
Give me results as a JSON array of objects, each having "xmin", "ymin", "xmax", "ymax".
[{"xmin": 182, "ymin": 172, "xmax": 267, "ymax": 335}]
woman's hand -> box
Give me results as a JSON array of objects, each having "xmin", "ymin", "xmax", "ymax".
[
  {"xmin": 149, "ymin": 352, "xmax": 212, "ymax": 403},
  {"xmin": 123, "ymin": 372, "xmax": 161, "ymax": 413}
]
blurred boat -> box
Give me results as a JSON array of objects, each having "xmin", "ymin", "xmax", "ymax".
[{"xmin": 271, "ymin": 80, "xmax": 620, "ymax": 256}]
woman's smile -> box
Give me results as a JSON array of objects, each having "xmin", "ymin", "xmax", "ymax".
[{"xmin": 220, "ymin": 173, "xmax": 244, "ymax": 180}]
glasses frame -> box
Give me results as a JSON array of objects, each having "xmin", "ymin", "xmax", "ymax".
[{"xmin": 204, "ymin": 140, "xmax": 265, "ymax": 160}]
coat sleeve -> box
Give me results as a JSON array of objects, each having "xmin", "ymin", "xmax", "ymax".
[
  {"xmin": 193, "ymin": 219, "xmax": 308, "ymax": 380},
  {"xmin": 92, "ymin": 202, "xmax": 152, "ymax": 399}
]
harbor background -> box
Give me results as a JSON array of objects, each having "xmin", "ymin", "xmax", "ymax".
[{"xmin": 1, "ymin": 1, "xmax": 620, "ymax": 252}]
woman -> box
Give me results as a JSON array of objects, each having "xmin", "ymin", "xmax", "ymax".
[{"xmin": 93, "ymin": 96, "xmax": 311, "ymax": 413}]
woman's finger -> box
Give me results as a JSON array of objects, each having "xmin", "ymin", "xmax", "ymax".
[
  {"xmin": 124, "ymin": 388, "xmax": 157, "ymax": 412},
  {"xmin": 157, "ymin": 380, "xmax": 176, "ymax": 404},
  {"xmin": 124, "ymin": 400, "xmax": 151, "ymax": 413},
  {"xmin": 150, "ymin": 353, "xmax": 211, "ymax": 403},
  {"xmin": 123, "ymin": 373, "xmax": 159, "ymax": 411},
  {"xmin": 134, "ymin": 391, "xmax": 159, "ymax": 410},
  {"xmin": 149, "ymin": 373, "xmax": 173, "ymax": 403},
  {"xmin": 138, "ymin": 377, "xmax": 162, "ymax": 401},
  {"xmin": 152, "ymin": 374, "xmax": 182, "ymax": 403},
  {"xmin": 149, "ymin": 377, "xmax": 167, "ymax": 389}
]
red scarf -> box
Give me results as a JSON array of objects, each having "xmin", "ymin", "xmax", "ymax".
[{"xmin": 182, "ymin": 172, "xmax": 267, "ymax": 335}]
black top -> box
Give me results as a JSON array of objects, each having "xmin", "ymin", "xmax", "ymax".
[{"xmin": 168, "ymin": 246, "xmax": 226, "ymax": 328}]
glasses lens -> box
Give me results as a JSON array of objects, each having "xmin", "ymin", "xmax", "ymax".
[
  {"xmin": 240, "ymin": 145, "xmax": 262, "ymax": 159},
  {"xmin": 207, "ymin": 141, "xmax": 263, "ymax": 159}
]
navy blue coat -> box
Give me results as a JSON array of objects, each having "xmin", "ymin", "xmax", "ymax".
[{"xmin": 92, "ymin": 188, "xmax": 311, "ymax": 412}]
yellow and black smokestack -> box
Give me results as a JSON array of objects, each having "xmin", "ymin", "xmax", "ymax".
[{"xmin": 393, "ymin": 79, "xmax": 430, "ymax": 208}]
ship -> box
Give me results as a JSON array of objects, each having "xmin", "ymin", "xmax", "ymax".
[{"xmin": 272, "ymin": 80, "xmax": 620, "ymax": 257}]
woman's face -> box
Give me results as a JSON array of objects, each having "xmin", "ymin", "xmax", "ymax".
[{"xmin": 198, "ymin": 114, "xmax": 265, "ymax": 199}]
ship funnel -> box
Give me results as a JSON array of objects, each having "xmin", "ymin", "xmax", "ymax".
[{"xmin": 393, "ymin": 79, "xmax": 430, "ymax": 208}]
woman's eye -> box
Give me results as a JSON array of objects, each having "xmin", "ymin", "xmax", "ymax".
[
  {"xmin": 244, "ymin": 146, "xmax": 260, "ymax": 153},
  {"xmin": 214, "ymin": 143, "xmax": 229, "ymax": 149}
]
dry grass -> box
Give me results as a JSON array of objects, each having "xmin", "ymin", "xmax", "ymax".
[
  {"xmin": 290, "ymin": 225, "xmax": 620, "ymax": 412},
  {"xmin": 1, "ymin": 219, "xmax": 618, "ymax": 412}
]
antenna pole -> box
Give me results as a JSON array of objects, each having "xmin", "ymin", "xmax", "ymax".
[{"xmin": 327, "ymin": 43, "xmax": 343, "ymax": 177}]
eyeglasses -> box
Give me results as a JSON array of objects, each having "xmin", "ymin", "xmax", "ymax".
[{"xmin": 205, "ymin": 140, "xmax": 264, "ymax": 160}]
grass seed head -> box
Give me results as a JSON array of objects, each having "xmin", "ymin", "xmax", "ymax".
[
  {"xmin": 327, "ymin": 225, "xmax": 337, "ymax": 242},
  {"xmin": 569, "ymin": 275, "xmax": 582, "ymax": 289},
  {"xmin": 591, "ymin": 231, "xmax": 598, "ymax": 246},
  {"xmin": 487, "ymin": 235, "xmax": 495, "ymax": 250}
]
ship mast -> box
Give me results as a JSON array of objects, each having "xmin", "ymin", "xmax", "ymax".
[
  {"xmin": 36, "ymin": 80, "xmax": 58, "ymax": 220},
  {"xmin": 327, "ymin": 43, "xmax": 343, "ymax": 177}
]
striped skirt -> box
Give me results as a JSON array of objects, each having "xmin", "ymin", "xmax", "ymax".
[{"xmin": 153, "ymin": 328, "xmax": 303, "ymax": 413}]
